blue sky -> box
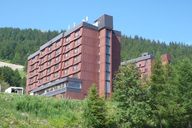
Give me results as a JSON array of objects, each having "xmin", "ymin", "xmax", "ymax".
[{"xmin": 0, "ymin": 0, "xmax": 192, "ymax": 44}]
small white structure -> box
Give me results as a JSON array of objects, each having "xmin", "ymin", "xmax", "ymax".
[{"xmin": 5, "ymin": 87, "xmax": 24, "ymax": 94}]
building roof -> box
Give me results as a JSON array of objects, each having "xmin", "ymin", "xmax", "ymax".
[{"xmin": 121, "ymin": 52, "xmax": 154, "ymax": 65}]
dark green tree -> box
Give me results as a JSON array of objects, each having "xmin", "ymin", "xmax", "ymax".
[
  {"xmin": 147, "ymin": 59, "xmax": 183, "ymax": 128},
  {"xmin": 83, "ymin": 84, "xmax": 107, "ymax": 128},
  {"xmin": 176, "ymin": 59, "xmax": 192, "ymax": 128},
  {"xmin": 113, "ymin": 64, "xmax": 151, "ymax": 128},
  {"xmin": 148, "ymin": 59, "xmax": 168, "ymax": 128},
  {"xmin": 0, "ymin": 67, "xmax": 22, "ymax": 87}
]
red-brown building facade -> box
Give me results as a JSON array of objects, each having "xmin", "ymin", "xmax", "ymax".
[
  {"xmin": 121, "ymin": 53, "xmax": 171, "ymax": 80},
  {"xmin": 26, "ymin": 14, "xmax": 121, "ymax": 99}
]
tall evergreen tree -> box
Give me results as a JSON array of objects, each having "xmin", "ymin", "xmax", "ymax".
[
  {"xmin": 176, "ymin": 59, "xmax": 192, "ymax": 128},
  {"xmin": 148, "ymin": 59, "xmax": 168, "ymax": 128},
  {"xmin": 113, "ymin": 64, "xmax": 151, "ymax": 128},
  {"xmin": 83, "ymin": 84, "xmax": 107, "ymax": 128},
  {"xmin": 147, "ymin": 59, "xmax": 182, "ymax": 128}
]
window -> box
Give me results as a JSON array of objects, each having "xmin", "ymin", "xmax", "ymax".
[
  {"xmin": 40, "ymin": 72, "xmax": 44, "ymax": 77},
  {"xmin": 56, "ymin": 48, "xmax": 60, "ymax": 56},
  {"xmin": 106, "ymin": 38, "xmax": 110, "ymax": 46},
  {"xmin": 75, "ymin": 39, "xmax": 80, "ymax": 46},
  {"xmin": 55, "ymin": 39, "xmax": 60, "ymax": 46},
  {"xmin": 106, "ymin": 63, "xmax": 110, "ymax": 72},
  {"xmin": 66, "ymin": 36, "xmax": 70, "ymax": 42},
  {"xmin": 31, "ymin": 65, "xmax": 34, "ymax": 70},
  {"xmin": 48, "ymin": 46, "xmax": 51, "ymax": 52},
  {"xmin": 66, "ymin": 44, "xmax": 70, "ymax": 51},
  {"xmin": 64, "ymin": 69, "xmax": 68, "ymax": 75},
  {"xmin": 64, "ymin": 60, "xmax": 69, "ymax": 67},
  {"xmin": 55, "ymin": 64, "xmax": 59, "ymax": 70},
  {"xmin": 106, "ymin": 31, "xmax": 110, "ymax": 38},
  {"xmin": 106, "ymin": 54, "xmax": 110, "ymax": 63},
  {"xmin": 73, "ymin": 65, "xmax": 78, "ymax": 71},
  {"xmin": 106, "ymin": 46, "xmax": 110, "ymax": 55},
  {"xmin": 29, "ymin": 79, "xmax": 32, "ymax": 83},
  {"xmin": 74, "ymin": 48, "xmax": 79, "ymax": 54},
  {"xmin": 106, "ymin": 81, "xmax": 110, "ymax": 93},
  {"xmin": 47, "ymin": 76, "xmax": 50, "ymax": 81},
  {"xmin": 54, "ymin": 72, "xmax": 59, "ymax": 78},
  {"xmin": 47, "ymin": 60, "xmax": 51, "ymax": 66},
  {"xmin": 48, "ymin": 54, "xmax": 51, "ymax": 60},
  {"xmin": 65, "ymin": 53, "xmax": 69, "ymax": 58},
  {"xmin": 75, "ymin": 31, "xmax": 80, "ymax": 37},
  {"xmin": 74, "ymin": 56, "xmax": 79, "ymax": 62},
  {"xmin": 55, "ymin": 56, "xmax": 60, "ymax": 62},
  {"xmin": 47, "ymin": 68, "xmax": 51, "ymax": 73},
  {"xmin": 106, "ymin": 72, "xmax": 110, "ymax": 81},
  {"xmin": 73, "ymin": 73, "xmax": 78, "ymax": 78},
  {"xmin": 39, "ymin": 79, "xmax": 43, "ymax": 84}
]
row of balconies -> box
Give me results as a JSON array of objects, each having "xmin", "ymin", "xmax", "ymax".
[
  {"xmin": 28, "ymin": 59, "xmax": 81, "ymax": 87},
  {"xmin": 28, "ymin": 38, "xmax": 82, "ymax": 73},
  {"xmin": 38, "ymin": 71, "xmax": 61, "ymax": 85},
  {"xmin": 29, "ymin": 62, "xmax": 81, "ymax": 86},
  {"xmin": 64, "ymin": 29, "xmax": 82, "ymax": 46},
  {"xmin": 38, "ymin": 59, "xmax": 81, "ymax": 79},
  {"xmin": 38, "ymin": 41, "xmax": 81, "ymax": 66},
  {"xmin": 28, "ymin": 53, "xmax": 81, "ymax": 79},
  {"xmin": 38, "ymin": 28, "xmax": 82, "ymax": 59},
  {"xmin": 27, "ymin": 29, "xmax": 83, "ymax": 89},
  {"xmin": 39, "ymin": 55, "xmax": 62, "ymax": 71},
  {"xmin": 39, "ymin": 39, "xmax": 63, "ymax": 59}
]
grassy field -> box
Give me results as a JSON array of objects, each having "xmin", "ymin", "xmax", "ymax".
[{"xmin": 0, "ymin": 93, "xmax": 83, "ymax": 128}]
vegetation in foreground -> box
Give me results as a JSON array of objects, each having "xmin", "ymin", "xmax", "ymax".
[
  {"xmin": 0, "ymin": 58, "xmax": 192, "ymax": 128},
  {"xmin": 0, "ymin": 93, "xmax": 83, "ymax": 128}
]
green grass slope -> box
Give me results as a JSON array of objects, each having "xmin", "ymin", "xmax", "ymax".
[{"xmin": 0, "ymin": 93, "xmax": 83, "ymax": 128}]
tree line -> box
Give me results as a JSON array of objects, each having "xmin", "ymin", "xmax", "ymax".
[
  {"xmin": 0, "ymin": 27, "xmax": 59, "ymax": 65},
  {"xmin": 0, "ymin": 67, "xmax": 26, "ymax": 91},
  {"xmin": 0, "ymin": 28, "xmax": 192, "ymax": 66},
  {"xmin": 121, "ymin": 35, "xmax": 192, "ymax": 63},
  {"xmin": 84, "ymin": 58, "xmax": 192, "ymax": 128}
]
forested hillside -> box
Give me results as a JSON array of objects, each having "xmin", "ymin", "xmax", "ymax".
[
  {"xmin": 121, "ymin": 35, "xmax": 192, "ymax": 62},
  {"xmin": 0, "ymin": 28, "xmax": 192, "ymax": 66},
  {"xmin": 0, "ymin": 28, "xmax": 59, "ymax": 65}
]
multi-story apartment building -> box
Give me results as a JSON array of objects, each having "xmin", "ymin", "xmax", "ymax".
[
  {"xmin": 121, "ymin": 53, "xmax": 171, "ymax": 80},
  {"xmin": 121, "ymin": 52, "xmax": 154, "ymax": 80},
  {"xmin": 26, "ymin": 14, "xmax": 121, "ymax": 99}
]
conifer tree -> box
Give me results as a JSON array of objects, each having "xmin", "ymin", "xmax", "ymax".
[
  {"xmin": 113, "ymin": 64, "xmax": 151, "ymax": 127},
  {"xmin": 176, "ymin": 59, "xmax": 192, "ymax": 128},
  {"xmin": 148, "ymin": 59, "xmax": 174, "ymax": 128},
  {"xmin": 83, "ymin": 84, "xmax": 107, "ymax": 128}
]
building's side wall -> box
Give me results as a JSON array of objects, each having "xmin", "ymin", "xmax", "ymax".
[
  {"xmin": 111, "ymin": 32, "xmax": 121, "ymax": 93},
  {"xmin": 80, "ymin": 28, "xmax": 99, "ymax": 97},
  {"xmin": 98, "ymin": 29, "xmax": 107, "ymax": 97},
  {"xmin": 26, "ymin": 54, "xmax": 39, "ymax": 93},
  {"xmin": 135, "ymin": 58, "xmax": 153, "ymax": 80}
]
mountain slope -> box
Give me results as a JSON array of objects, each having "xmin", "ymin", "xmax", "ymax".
[
  {"xmin": 121, "ymin": 35, "xmax": 192, "ymax": 62},
  {"xmin": 0, "ymin": 28, "xmax": 59, "ymax": 65},
  {"xmin": 0, "ymin": 28, "xmax": 192, "ymax": 65}
]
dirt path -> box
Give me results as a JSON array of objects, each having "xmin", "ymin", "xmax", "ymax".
[{"xmin": 0, "ymin": 61, "xmax": 24, "ymax": 70}]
